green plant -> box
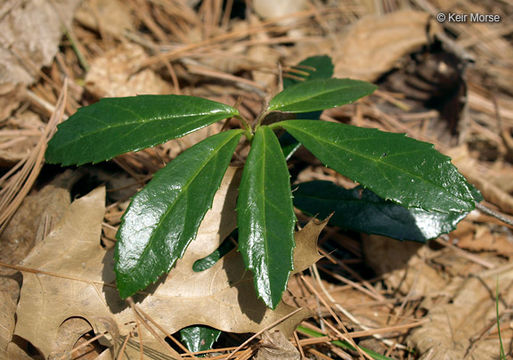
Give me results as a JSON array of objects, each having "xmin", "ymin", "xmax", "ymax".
[
  {"xmin": 45, "ymin": 57, "xmax": 481, "ymax": 311},
  {"xmin": 496, "ymin": 278, "xmax": 507, "ymax": 360}
]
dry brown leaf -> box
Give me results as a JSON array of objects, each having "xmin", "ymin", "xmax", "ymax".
[
  {"xmin": 363, "ymin": 233, "xmax": 512, "ymax": 359},
  {"xmin": 14, "ymin": 167, "xmax": 323, "ymax": 359},
  {"xmin": 408, "ymin": 264, "xmax": 513, "ymax": 360},
  {"xmin": 333, "ymin": 10, "xmax": 440, "ymax": 82},
  {"xmin": 293, "ymin": 219, "xmax": 326, "ymax": 272},
  {"xmin": 254, "ymin": 330, "xmax": 300, "ymax": 360},
  {"xmin": 5, "ymin": 342, "xmax": 32, "ymax": 360},
  {"xmin": 75, "ymin": 0, "xmax": 136, "ymax": 38},
  {"xmin": 454, "ymin": 224, "xmax": 513, "ymax": 258},
  {"xmin": 85, "ymin": 42, "xmax": 172, "ymax": 98},
  {"xmin": 248, "ymin": 45, "xmax": 280, "ymax": 88},
  {"xmin": 0, "ymin": 289, "xmax": 16, "ymax": 358},
  {"xmin": 0, "ymin": 0, "xmax": 81, "ymax": 85},
  {"xmin": 0, "ymin": 170, "xmax": 76, "ymax": 266},
  {"xmin": 363, "ymin": 235, "xmax": 450, "ymax": 296},
  {"xmin": 0, "ymin": 171, "xmax": 76, "ymax": 358},
  {"xmin": 448, "ymin": 146, "xmax": 513, "ymax": 214}
]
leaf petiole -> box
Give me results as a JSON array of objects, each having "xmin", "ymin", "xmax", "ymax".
[
  {"xmin": 255, "ymin": 110, "xmax": 270, "ymax": 128},
  {"xmin": 235, "ymin": 115, "xmax": 254, "ymax": 141}
]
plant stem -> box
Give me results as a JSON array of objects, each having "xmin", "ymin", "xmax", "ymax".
[
  {"xmin": 64, "ymin": 28, "xmax": 90, "ymax": 72},
  {"xmin": 497, "ymin": 278, "xmax": 507, "ymax": 360},
  {"xmin": 254, "ymin": 110, "xmax": 270, "ymax": 129},
  {"xmin": 235, "ymin": 115, "xmax": 253, "ymax": 141}
]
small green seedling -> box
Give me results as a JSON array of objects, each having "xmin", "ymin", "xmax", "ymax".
[{"xmin": 45, "ymin": 57, "xmax": 481, "ymax": 310}]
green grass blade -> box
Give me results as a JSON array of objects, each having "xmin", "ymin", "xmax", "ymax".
[
  {"xmin": 497, "ymin": 278, "xmax": 507, "ymax": 360},
  {"xmin": 296, "ymin": 326, "xmax": 395, "ymax": 360}
]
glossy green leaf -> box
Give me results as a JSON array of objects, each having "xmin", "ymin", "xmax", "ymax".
[
  {"xmin": 282, "ymin": 55, "xmax": 334, "ymax": 88},
  {"xmin": 180, "ymin": 326, "xmax": 221, "ymax": 353},
  {"xmin": 115, "ymin": 130, "xmax": 243, "ymax": 298},
  {"xmin": 237, "ymin": 126, "xmax": 296, "ymax": 309},
  {"xmin": 268, "ymin": 78, "xmax": 376, "ymax": 114},
  {"xmin": 46, "ymin": 95, "xmax": 239, "ymax": 165},
  {"xmin": 280, "ymin": 55, "xmax": 334, "ymax": 160},
  {"xmin": 192, "ymin": 233, "xmax": 236, "ymax": 272},
  {"xmin": 294, "ymin": 181, "xmax": 467, "ymax": 242},
  {"xmin": 277, "ymin": 120, "xmax": 481, "ymax": 213}
]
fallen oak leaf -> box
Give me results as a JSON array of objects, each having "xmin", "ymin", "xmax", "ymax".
[
  {"xmin": 334, "ymin": 10, "xmax": 440, "ymax": 82},
  {"xmin": 254, "ymin": 330, "xmax": 300, "ymax": 360},
  {"xmin": 0, "ymin": 170, "xmax": 78, "ymax": 357},
  {"xmin": 14, "ymin": 167, "xmax": 325, "ymax": 359}
]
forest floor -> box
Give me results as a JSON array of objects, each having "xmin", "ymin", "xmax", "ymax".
[{"xmin": 1, "ymin": 0, "xmax": 513, "ymax": 359}]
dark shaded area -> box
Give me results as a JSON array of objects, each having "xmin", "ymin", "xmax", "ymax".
[
  {"xmin": 379, "ymin": 38, "xmax": 468, "ymax": 135},
  {"xmin": 294, "ymin": 180, "xmax": 467, "ymax": 242}
]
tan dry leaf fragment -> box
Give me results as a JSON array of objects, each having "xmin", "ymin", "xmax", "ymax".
[
  {"xmin": 409, "ymin": 264, "xmax": 513, "ymax": 360},
  {"xmin": 254, "ymin": 330, "xmax": 300, "ymax": 360},
  {"xmin": 253, "ymin": 0, "xmax": 307, "ymax": 20},
  {"xmin": 0, "ymin": 0, "xmax": 81, "ymax": 85},
  {"xmin": 85, "ymin": 42, "xmax": 172, "ymax": 98},
  {"xmin": 0, "ymin": 290, "xmax": 16, "ymax": 359},
  {"xmin": 448, "ymin": 145, "xmax": 513, "ymax": 215},
  {"xmin": 15, "ymin": 167, "xmax": 321, "ymax": 359},
  {"xmin": 14, "ymin": 187, "xmax": 108, "ymax": 358},
  {"xmin": 334, "ymin": 10, "xmax": 440, "ymax": 82},
  {"xmin": 363, "ymin": 235, "xmax": 449, "ymax": 296},
  {"xmin": 0, "ymin": 171, "xmax": 76, "ymax": 357},
  {"xmin": 74, "ymin": 0, "xmax": 136, "ymax": 38},
  {"xmin": 452, "ymin": 222, "xmax": 513, "ymax": 258}
]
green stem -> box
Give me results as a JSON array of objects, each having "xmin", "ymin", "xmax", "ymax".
[
  {"xmin": 255, "ymin": 110, "xmax": 270, "ymax": 129},
  {"xmin": 235, "ymin": 115, "xmax": 253, "ymax": 141},
  {"xmin": 64, "ymin": 29, "xmax": 90, "ymax": 72},
  {"xmin": 497, "ymin": 278, "xmax": 506, "ymax": 360},
  {"xmin": 296, "ymin": 325, "xmax": 395, "ymax": 360}
]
